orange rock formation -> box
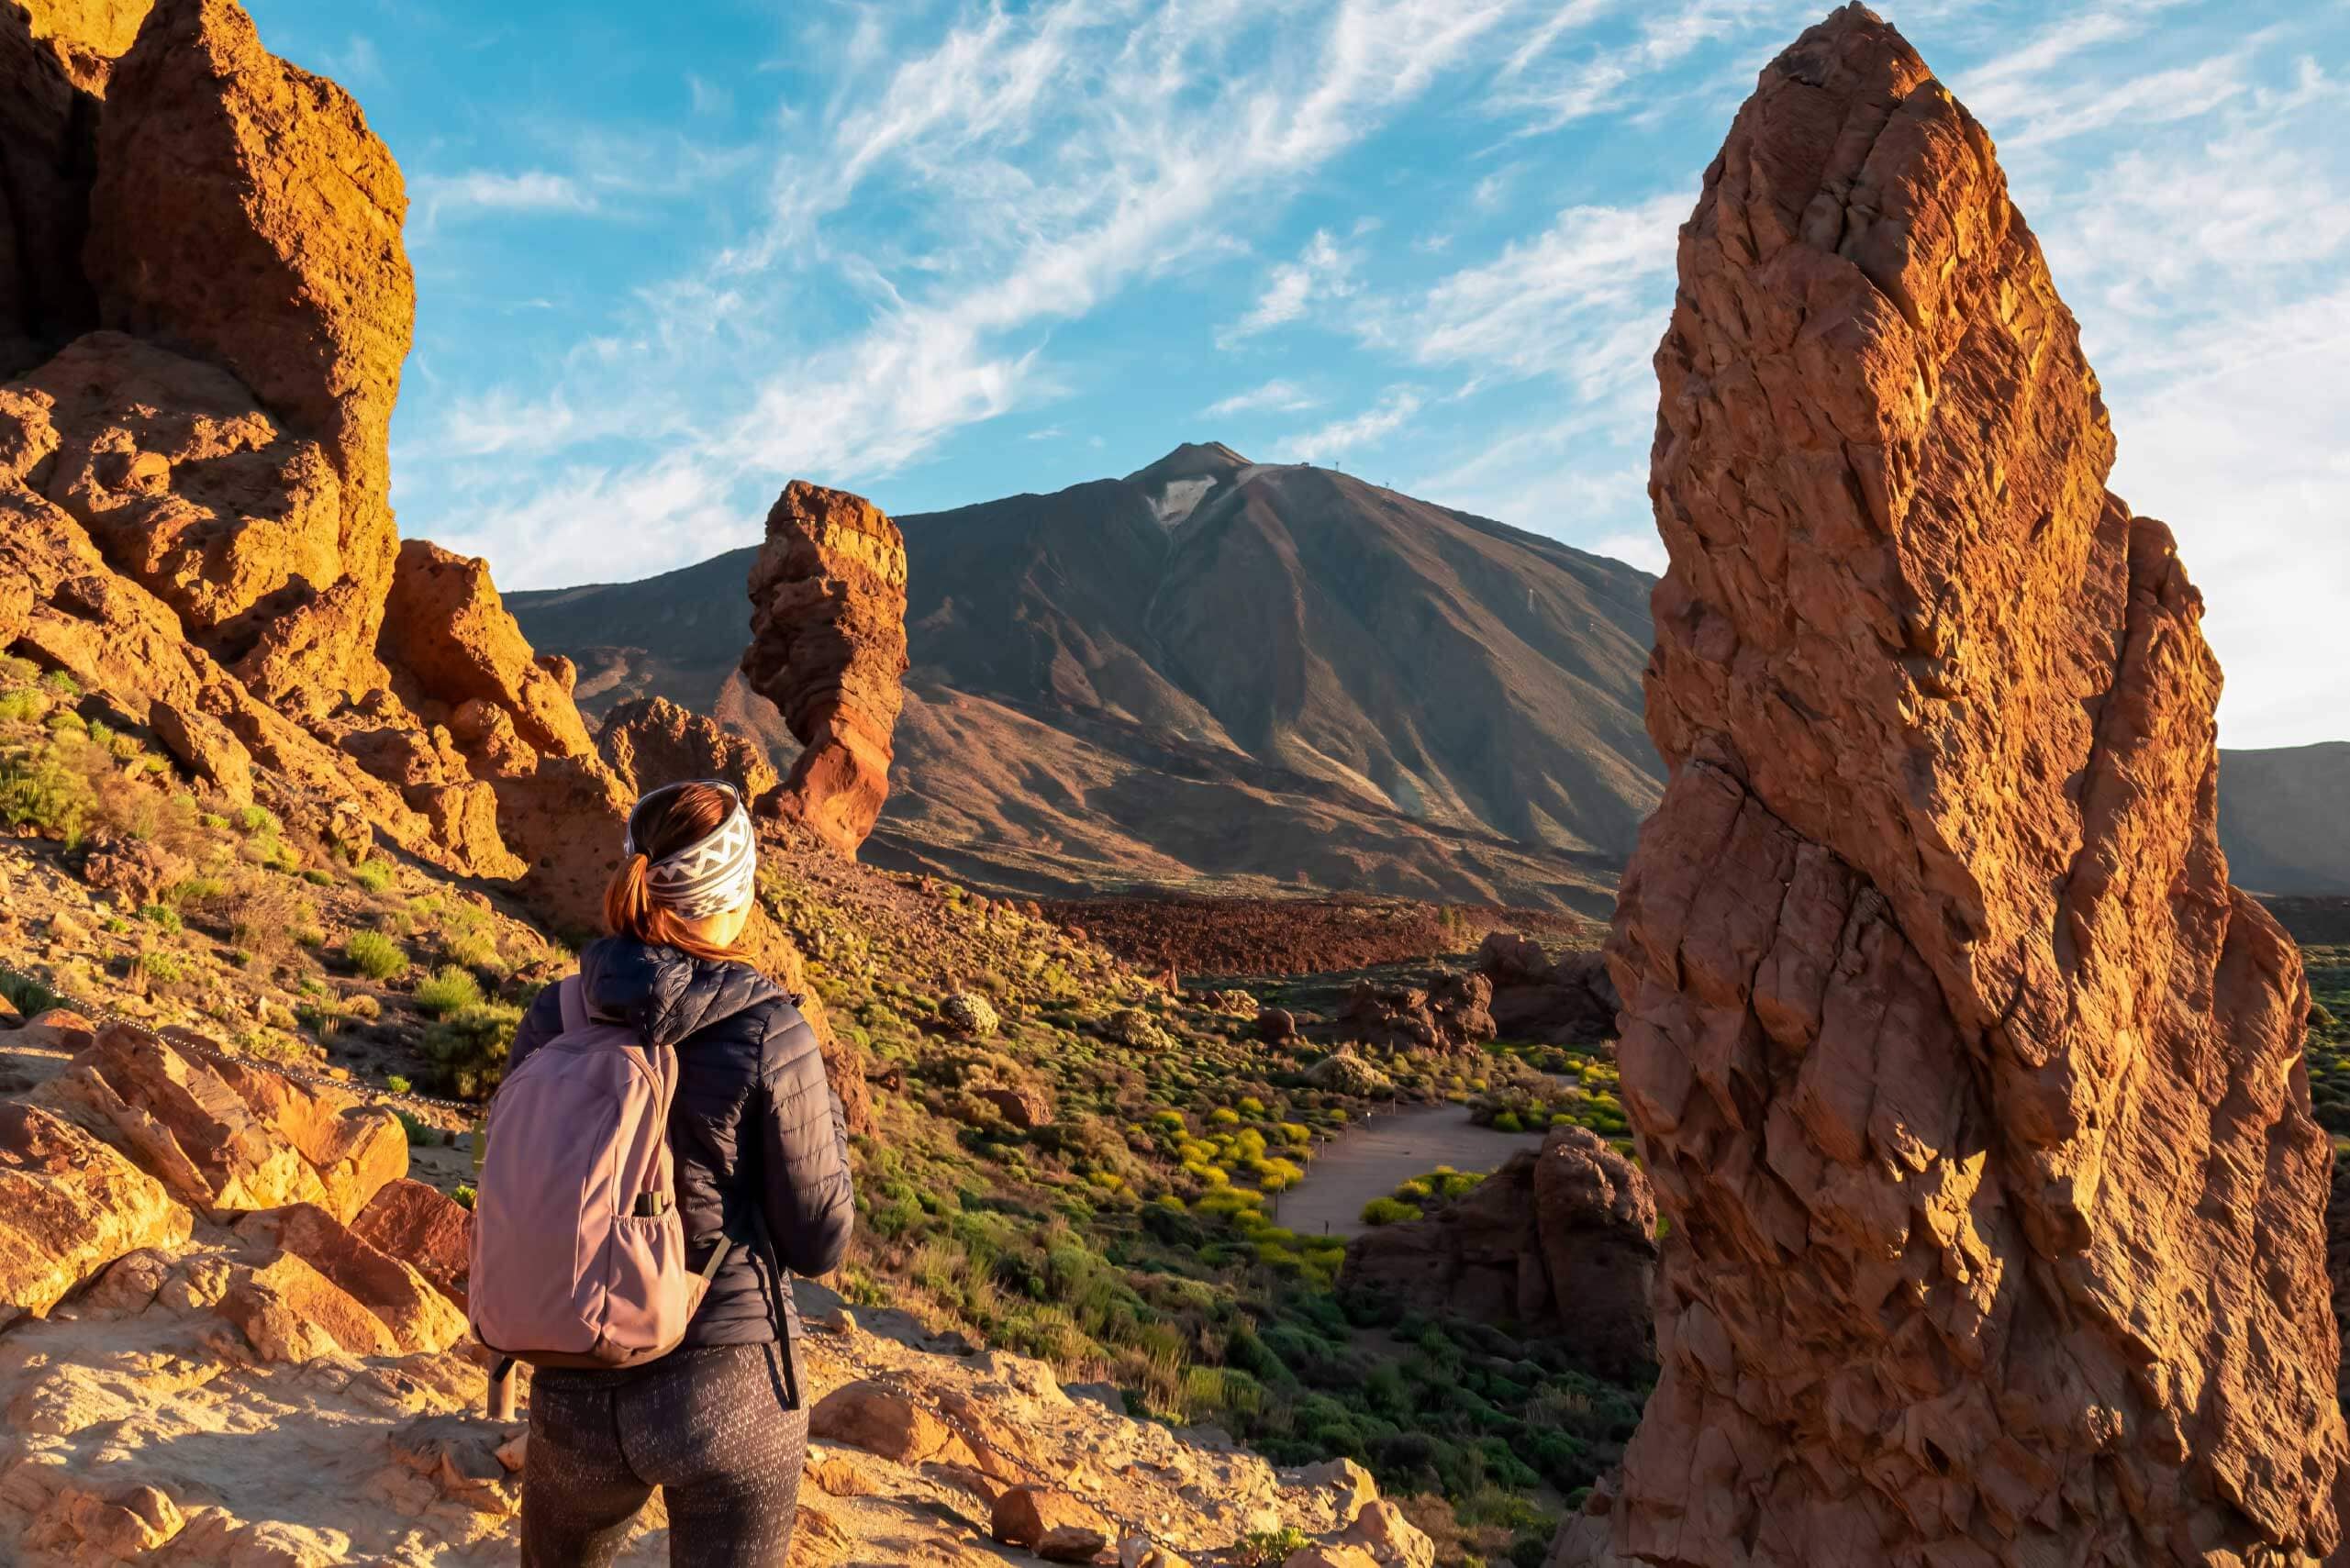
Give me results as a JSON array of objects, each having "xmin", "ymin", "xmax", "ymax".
[
  {"xmin": 1565, "ymin": 6, "xmax": 2347, "ymax": 1564},
  {"xmin": 0, "ymin": 0, "xmax": 637, "ymax": 931},
  {"xmin": 741, "ymin": 480, "xmax": 910, "ymax": 857}
]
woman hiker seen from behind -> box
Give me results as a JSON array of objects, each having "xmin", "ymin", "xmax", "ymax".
[{"xmin": 468, "ymin": 780, "xmax": 854, "ymax": 1568}]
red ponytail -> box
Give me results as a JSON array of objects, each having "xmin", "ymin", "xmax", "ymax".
[{"xmin": 603, "ymin": 785, "xmax": 752, "ymax": 962}]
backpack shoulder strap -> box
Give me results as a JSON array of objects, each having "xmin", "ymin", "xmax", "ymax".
[{"xmin": 556, "ymin": 974, "xmax": 588, "ymax": 1034}]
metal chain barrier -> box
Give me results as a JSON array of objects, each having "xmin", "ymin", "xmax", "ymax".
[{"xmin": 1, "ymin": 957, "xmax": 482, "ymax": 1113}]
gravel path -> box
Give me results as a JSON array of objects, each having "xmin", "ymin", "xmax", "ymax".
[{"xmin": 1275, "ymin": 1102, "xmax": 1547, "ymax": 1240}]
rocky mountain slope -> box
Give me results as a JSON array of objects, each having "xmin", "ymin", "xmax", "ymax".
[
  {"xmin": 512, "ymin": 444, "xmax": 1658, "ymax": 913},
  {"xmin": 1558, "ymin": 7, "xmax": 2344, "ymax": 1563},
  {"xmin": 513, "ymin": 454, "xmax": 2342, "ymax": 915}
]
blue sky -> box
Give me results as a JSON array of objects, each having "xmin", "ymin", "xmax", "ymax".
[{"xmin": 240, "ymin": 0, "xmax": 2347, "ymax": 749}]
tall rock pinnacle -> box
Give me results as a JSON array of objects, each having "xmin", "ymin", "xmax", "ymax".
[
  {"xmin": 741, "ymin": 480, "xmax": 910, "ymax": 858},
  {"xmin": 1566, "ymin": 6, "xmax": 2345, "ymax": 1563}
]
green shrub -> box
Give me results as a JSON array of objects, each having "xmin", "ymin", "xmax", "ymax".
[
  {"xmin": 342, "ymin": 930, "xmax": 407, "ymax": 981},
  {"xmin": 384, "ymin": 1073, "xmax": 412, "ymax": 1094},
  {"xmin": 395, "ymin": 1109, "xmax": 441, "ymax": 1147},
  {"xmin": 166, "ymin": 876, "xmax": 228, "ymax": 906},
  {"xmin": 1361, "ymin": 1196, "xmax": 1423, "ymax": 1227},
  {"xmin": 423, "ymin": 1002, "xmax": 522, "ymax": 1098},
  {"xmin": 414, "ymin": 965, "xmax": 485, "ymax": 1018},
  {"xmin": 301, "ymin": 868, "xmax": 334, "ymax": 886},
  {"xmin": 139, "ymin": 904, "xmax": 184, "ymax": 933},
  {"xmin": 0, "ymin": 690, "xmax": 47, "ymax": 724},
  {"xmin": 0, "ymin": 970, "xmax": 62, "ymax": 1018},
  {"xmin": 231, "ymin": 805, "xmax": 278, "ymax": 837},
  {"xmin": 452, "ymin": 1184, "xmax": 477, "ymax": 1211},
  {"xmin": 0, "ymin": 655, "xmax": 38, "ymax": 690},
  {"xmin": 1237, "ymin": 1529, "xmax": 1311, "ymax": 1567},
  {"xmin": 446, "ymin": 929, "xmax": 506, "ymax": 974},
  {"xmin": 139, "ymin": 951, "xmax": 184, "ymax": 984},
  {"xmin": 351, "ymin": 859, "xmax": 395, "ymax": 895},
  {"xmin": 0, "ymin": 745, "xmax": 95, "ymax": 844}
]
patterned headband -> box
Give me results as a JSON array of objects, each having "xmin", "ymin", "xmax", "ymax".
[{"xmin": 625, "ymin": 782, "xmax": 757, "ymax": 920}]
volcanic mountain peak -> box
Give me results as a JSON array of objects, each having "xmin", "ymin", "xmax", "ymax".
[
  {"xmin": 1123, "ymin": 439, "xmax": 1249, "ymax": 487},
  {"xmin": 1125, "ymin": 439, "xmax": 1252, "ymax": 529}
]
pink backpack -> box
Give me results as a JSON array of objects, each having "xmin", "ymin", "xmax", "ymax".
[{"xmin": 468, "ymin": 977, "xmax": 728, "ymax": 1369}]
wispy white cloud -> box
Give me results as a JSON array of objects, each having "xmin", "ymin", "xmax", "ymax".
[
  {"xmin": 323, "ymin": 33, "xmax": 384, "ymax": 88},
  {"xmin": 1278, "ymin": 390, "xmax": 1423, "ymax": 462},
  {"xmin": 410, "ymin": 170, "xmax": 603, "ymax": 228},
  {"xmin": 434, "ymin": 0, "xmax": 1554, "ymax": 578},
  {"xmin": 1493, "ymin": 0, "xmax": 1809, "ymax": 132},
  {"xmin": 1378, "ymin": 195, "xmax": 1684, "ymax": 402},
  {"xmin": 1204, "ymin": 379, "xmax": 1321, "ymax": 417},
  {"xmin": 1218, "ymin": 232, "xmax": 1360, "ymax": 346}
]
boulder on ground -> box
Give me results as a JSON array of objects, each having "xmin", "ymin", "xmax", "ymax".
[
  {"xmin": 383, "ymin": 539, "xmax": 594, "ymax": 761},
  {"xmin": 1475, "ymin": 936, "xmax": 1618, "ymax": 1047},
  {"xmin": 1336, "ymin": 1500, "xmax": 1434, "ymax": 1568},
  {"xmin": 1341, "ymin": 1127, "xmax": 1654, "ymax": 1374},
  {"xmin": 348, "ymin": 1176, "xmax": 472, "ymax": 1309},
  {"xmin": 38, "ymin": 1025, "xmax": 329, "ymax": 1218},
  {"xmin": 807, "ymin": 1381, "xmax": 976, "ymax": 1469},
  {"xmin": 975, "ymin": 1083, "xmax": 1052, "ymax": 1130},
  {"xmin": 218, "ymin": 1246, "xmax": 398, "ymax": 1361},
  {"xmin": 991, "ymin": 1485, "xmax": 1111, "ymax": 1551},
  {"xmin": 1338, "ymin": 974, "xmax": 1492, "ymax": 1052},
  {"xmin": 234, "ymin": 1201, "xmax": 466, "ymax": 1353},
  {"xmin": 207, "ymin": 1049, "xmax": 407, "ymax": 1222},
  {"xmin": 77, "ymin": 823, "xmax": 192, "ymax": 909},
  {"xmin": 0, "ymin": 1101, "xmax": 191, "ymax": 1327}
]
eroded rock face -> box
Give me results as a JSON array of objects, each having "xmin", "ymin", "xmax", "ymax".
[
  {"xmin": 1475, "ymin": 934, "xmax": 1619, "ymax": 1048},
  {"xmin": 87, "ymin": 0, "xmax": 413, "ymax": 699},
  {"xmin": 0, "ymin": 3, "xmax": 100, "ymax": 382},
  {"xmin": 16, "ymin": 0, "xmax": 151, "ymax": 93},
  {"xmin": 378, "ymin": 539, "xmax": 630, "ymax": 929},
  {"xmin": 741, "ymin": 481, "xmax": 909, "ymax": 857},
  {"xmin": 1574, "ymin": 7, "xmax": 2346, "ymax": 1563},
  {"xmin": 1341, "ymin": 1126, "xmax": 1654, "ymax": 1376},
  {"xmin": 0, "ymin": 332, "xmax": 344, "ymax": 657},
  {"xmin": 384, "ymin": 540, "xmax": 595, "ymax": 762},
  {"xmin": 599, "ymin": 694, "xmax": 784, "ymax": 804}
]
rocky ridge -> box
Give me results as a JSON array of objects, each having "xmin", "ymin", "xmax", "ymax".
[{"xmin": 1562, "ymin": 6, "xmax": 2344, "ymax": 1564}]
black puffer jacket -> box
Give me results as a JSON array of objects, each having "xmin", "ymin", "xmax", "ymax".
[{"xmin": 506, "ymin": 937, "xmax": 853, "ymax": 1350}]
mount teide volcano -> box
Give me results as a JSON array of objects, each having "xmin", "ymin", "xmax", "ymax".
[{"xmin": 511, "ymin": 444, "xmax": 1663, "ymax": 911}]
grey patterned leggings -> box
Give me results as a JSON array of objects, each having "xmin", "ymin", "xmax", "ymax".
[{"xmin": 520, "ymin": 1343, "xmax": 808, "ymax": 1568}]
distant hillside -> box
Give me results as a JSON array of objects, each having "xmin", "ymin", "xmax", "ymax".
[
  {"xmin": 510, "ymin": 444, "xmax": 1663, "ymax": 912},
  {"xmin": 2219, "ymin": 742, "xmax": 2350, "ymax": 895}
]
